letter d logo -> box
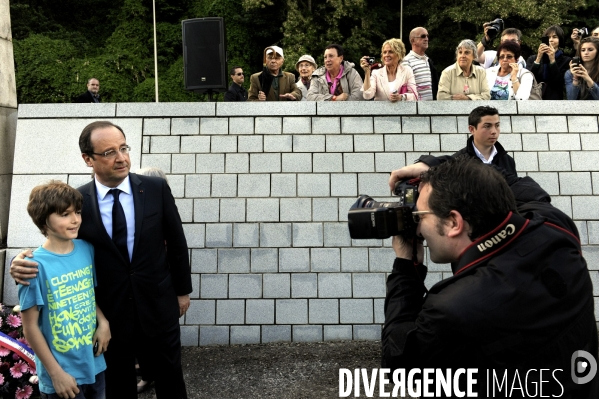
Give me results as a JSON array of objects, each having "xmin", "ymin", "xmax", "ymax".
[{"xmin": 571, "ymin": 350, "xmax": 598, "ymax": 385}]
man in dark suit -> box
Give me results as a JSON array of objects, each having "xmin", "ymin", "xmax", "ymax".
[
  {"xmin": 11, "ymin": 121, "xmax": 191, "ymax": 398},
  {"xmin": 224, "ymin": 66, "xmax": 248, "ymax": 101},
  {"xmin": 75, "ymin": 78, "xmax": 101, "ymax": 103}
]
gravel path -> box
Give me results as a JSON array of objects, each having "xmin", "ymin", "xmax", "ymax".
[{"xmin": 138, "ymin": 340, "xmax": 398, "ymax": 399}]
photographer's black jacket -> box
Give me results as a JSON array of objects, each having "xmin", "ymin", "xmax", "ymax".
[
  {"xmin": 382, "ymin": 178, "xmax": 598, "ymax": 398},
  {"xmin": 417, "ymin": 135, "xmax": 517, "ymax": 178}
]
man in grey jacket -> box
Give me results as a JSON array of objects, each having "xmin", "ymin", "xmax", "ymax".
[{"xmin": 307, "ymin": 44, "xmax": 363, "ymax": 101}]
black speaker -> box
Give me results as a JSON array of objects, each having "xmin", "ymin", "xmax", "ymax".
[{"xmin": 182, "ymin": 17, "xmax": 227, "ymax": 92}]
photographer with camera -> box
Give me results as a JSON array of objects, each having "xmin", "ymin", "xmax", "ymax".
[
  {"xmin": 360, "ymin": 38, "xmax": 418, "ymax": 101},
  {"xmin": 381, "ymin": 156, "xmax": 598, "ymax": 397},
  {"xmin": 570, "ymin": 26, "xmax": 599, "ymax": 55},
  {"xmin": 525, "ymin": 25, "xmax": 571, "ymax": 99},
  {"xmin": 477, "ymin": 22, "xmax": 526, "ymax": 70},
  {"xmin": 566, "ymin": 36, "xmax": 599, "ymax": 100}
]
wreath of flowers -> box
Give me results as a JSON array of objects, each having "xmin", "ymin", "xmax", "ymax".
[{"xmin": 0, "ymin": 304, "xmax": 39, "ymax": 399}]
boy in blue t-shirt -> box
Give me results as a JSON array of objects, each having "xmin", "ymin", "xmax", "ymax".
[{"xmin": 19, "ymin": 181, "xmax": 110, "ymax": 399}]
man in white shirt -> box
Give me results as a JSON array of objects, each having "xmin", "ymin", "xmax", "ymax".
[{"xmin": 402, "ymin": 27, "xmax": 439, "ymax": 100}]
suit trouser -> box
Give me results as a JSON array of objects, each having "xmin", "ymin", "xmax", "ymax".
[{"xmin": 104, "ymin": 301, "xmax": 187, "ymax": 399}]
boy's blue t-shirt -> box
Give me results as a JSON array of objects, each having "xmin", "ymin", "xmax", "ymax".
[{"xmin": 18, "ymin": 239, "xmax": 107, "ymax": 394}]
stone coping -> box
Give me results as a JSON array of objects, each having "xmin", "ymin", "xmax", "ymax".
[{"xmin": 16, "ymin": 101, "xmax": 599, "ymax": 118}]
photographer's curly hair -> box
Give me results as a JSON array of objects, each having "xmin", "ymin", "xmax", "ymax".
[
  {"xmin": 419, "ymin": 156, "xmax": 517, "ymax": 241},
  {"xmin": 576, "ymin": 36, "xmax": 599, "ymax": 100}
]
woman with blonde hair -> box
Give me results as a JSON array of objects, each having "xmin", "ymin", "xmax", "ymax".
[{"xmin": 360, "ymin": 38, "xmax": 417, "ymax": 101}]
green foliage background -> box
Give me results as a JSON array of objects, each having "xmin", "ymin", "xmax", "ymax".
[{"xmin": 9, "ymin": 0, "xmax": 598, "ymax": 103}]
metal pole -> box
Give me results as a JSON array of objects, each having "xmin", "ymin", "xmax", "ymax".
[
  {"xmin": 153, "ymin": 0, "xmax": 159, "ymax": 102},
  {"xmin": 400, "ymin": 0, "xmax": 403, "ymax": 41}
]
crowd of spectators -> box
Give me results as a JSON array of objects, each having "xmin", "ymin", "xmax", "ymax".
[{"xmin": 221, "ymin": 23, "xmax": 599, "ymax": 103}]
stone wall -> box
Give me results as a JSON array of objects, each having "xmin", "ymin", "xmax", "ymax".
[
  {"xmin": 3, "ymin": 101, "xmax": 599, "ymax": 346},
  {"xmin": 0, "ymin": 0, "xmax": 17, "ymax": 295}
]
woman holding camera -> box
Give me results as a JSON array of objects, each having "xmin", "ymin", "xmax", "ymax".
[
  {"xmin": 486, "ymin": 41, "xmax": 533, "ymax": 100},
  {"xmin": 526, "ymin": 25, "xmax": 571, "ymax": 99},
  {"xmin": 437, "ymin": 39, "xmax": 490, "ymax": 100},
  {"xmin": 565, "ymin": 37, "xmax": 599, "ymax": 100},
  {"xmin": 360, "ymin": 38, "xmax": 417, "ymax": 101}
]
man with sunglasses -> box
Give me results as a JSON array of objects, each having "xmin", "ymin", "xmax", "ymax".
[
  {"xmin": 402, "ymin": 27, "xmax": 439, "ymax": 100},
  {"xmin": 382, "ymin": 156, "xmax": 598, "ymax": 397},
  {"xmin": 224, "ymin": 66, "xmax": 248, "ymax": 102}
]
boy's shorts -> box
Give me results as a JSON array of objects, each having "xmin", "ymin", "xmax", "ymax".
[{"xmin": 40, "ymin": 371, "xmax": 105, "ymax": 399}]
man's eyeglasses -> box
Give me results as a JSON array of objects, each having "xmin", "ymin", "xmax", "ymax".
[
  {"xmin": 498, "ymin": 55, "xmax": 515, "ymax": 60},
  {"xmin": 91, "ymin": 146, "xmax": 131, "ymax": 159},
  {"xmin": 418, "ymin": 34, "xmax": 430, "ymax": 39},
  {"xmin": 235, "ymin": 73, "xmax": 244, "ymax": 76},
  {"xmin": 412, "ymin": 210, "xmax": 434, "ymax": 223}
]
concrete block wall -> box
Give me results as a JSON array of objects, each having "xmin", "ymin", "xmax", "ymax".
[
  {"xmin": 3, "ymin": 101, "xmax": 599, "ymax": 346},
  {"xmin": 0, "ymin": 0, "xmax": 17, "ymax": 296}
]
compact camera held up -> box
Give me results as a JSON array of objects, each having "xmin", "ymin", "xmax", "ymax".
[
  {"xmin": 574, "ymin": 27, "xmax": 588, "ymax": 39},
  {"xmin": 347, "ymin": 178, "xmax": 420, "ymax": 240},
  {"xmin": 366, "ymin": 56, "xmax": 384, "ymax": 70}
]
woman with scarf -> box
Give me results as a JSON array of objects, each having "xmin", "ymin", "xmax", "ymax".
[
  {"xmin": 295, "ymin": 55, "xmax": 317, "ymax": 101},
  {"xmin": 307, "ymin": 44, "xmax": 364, "ymax": 101},
  {"xmin": 359, "ymin": 38, "xmax": 417, "ymax": 101},
  {"xmin": 526, "ymin": 25, "xmax": 571, "ymax": 99}
]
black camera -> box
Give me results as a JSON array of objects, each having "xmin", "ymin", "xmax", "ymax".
[
  {"xmin": 575, "ymin": 27, "xmax": 588, "ymax": 39},
  {"xmin": 573, "ymin": 56, "xmax": 581, "ymax": 67},
  {"xmin": 486, "ymin": 18, "xmax": 504, "ymax": 40},
  {"xmin": 347, "ymin": 178, "xmax": 420, "ymax": 240},
  {"xmin": 367, "ymin": 56, "xmax": 376, "ymax": 65}
]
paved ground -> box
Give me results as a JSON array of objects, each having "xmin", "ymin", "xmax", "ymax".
[{"xmin": 138, "ymin": 340, "xmax": 393, "ymax": 399}]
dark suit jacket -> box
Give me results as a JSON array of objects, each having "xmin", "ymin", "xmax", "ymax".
[
  {"xmin": 224, "ymin": 83, "xmax": 248, "ymax": 102},
  {"xmin": 78, "ymin": 173, "xmax": 191, "ymax": 338},
  {"xmin": 75, "ymin": 91, "xmax": 101, "ymax": 103}
]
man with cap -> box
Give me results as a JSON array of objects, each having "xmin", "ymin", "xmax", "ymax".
[
  {"xmin": 224, "ymin": 66, "xmax": 248, "ymax": 102},
  {"xmin": 248, "ymin": 45, "xmax": 302, "ymax": 101},
  {"xmin": 295, "ymin": 55, "xmax": 317, "ymax": 101}
]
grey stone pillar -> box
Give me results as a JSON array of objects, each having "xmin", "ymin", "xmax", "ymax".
[{"xmin": 0, "ymin": 0, "xmax": 17, "ymax": 294}]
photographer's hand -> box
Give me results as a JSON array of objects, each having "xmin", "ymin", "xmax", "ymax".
[
  {"xmin": 571, "ymin": 29, "xmax": 581, "ymax": 51},
  {"xmin": 482, "ymin": 24, "xmax": 491, "ymax": 44},
  {"xmin": 388, "ymin": 163, "xmax": 430, "ymax": 191},
  {"xmin": 360, "ymin": 56, "xmax": 371, "ymax": 73},
  {"xmin": 393, "ymin": 235, "xmax": 424, "ymax": 263}
]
